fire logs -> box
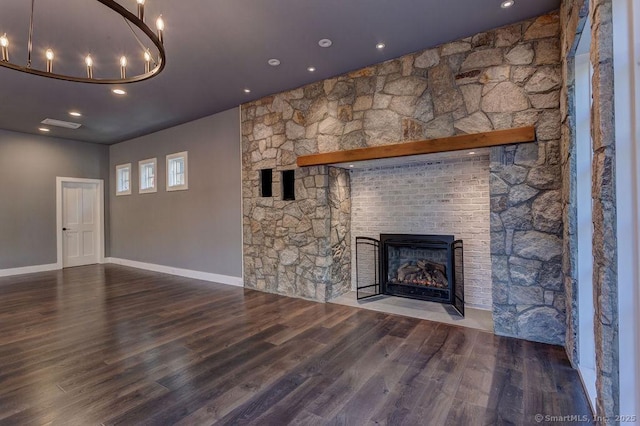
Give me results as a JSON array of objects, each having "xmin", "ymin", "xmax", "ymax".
[{"xmin": 393, "ymin": 260, "xmax": 448, "ymax": 288}]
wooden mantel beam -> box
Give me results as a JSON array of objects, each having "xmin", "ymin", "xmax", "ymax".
[{"xmin": 296, "ymin": 126, "xmax": 536, "ymax": 167}]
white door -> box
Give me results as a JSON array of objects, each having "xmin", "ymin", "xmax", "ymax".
[{"xmin": 62, "ymin": 182, "xmax": 99, "ymax": 268}]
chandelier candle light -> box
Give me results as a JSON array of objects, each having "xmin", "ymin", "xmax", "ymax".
[
  {"xmin": 120, "ymin": 56, "xmax": 127, "ymax": 79},
  {"xmin": 0, "ymin": 0, "xmax": 166, "ymax": 84},
  {"xmin": 137, "ymin": 0, "xmax": 145, "ymax": 21},
  {"xmin": 86, "ymin": 55, "xmax": 94, "ymax": 79},
  {"xmin": 45, "ymin": 49, "xmax": 53, "ymax": 73},
  {"xmin": 1, "ymin": 34, "xmax": 9, "ymax": 62},
  {"xmin": 144, "ymin": 49, "xmax": 152, "ymax": 73}
]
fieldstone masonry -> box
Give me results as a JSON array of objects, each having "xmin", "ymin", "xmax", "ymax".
[
  {"xmin": 490, "ymin": 142, "xmax": 565, "ymax": 344},
  {"xmin": 328, "ymin": 167, "xmax": 351, "ymax": 300},
  {"xmin": 587, "ymin": 0, "xmax": 619, "ymax": 419},
  {"xmin": 561, "ymin": 0, "xmax": 620, "ymax": 421},
  {"xmin": 242, "ymin": 12, "xmax": 565, "ymax": 344},
  {"xmin": 242, "ymin": 165, "xmax": 335, "ymax": 301}
]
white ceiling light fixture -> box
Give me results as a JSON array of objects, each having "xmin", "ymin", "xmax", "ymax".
[
  {"xmin": 0, "ymin": 0, "xmax": 166, "ymax": 84},
  {"xmin": 318, "ymin": 39, "xmax": 333, "ymax": 48},
  {"xmin": 501, "ymin": 0, "xmax": 515, "ymax": 8},
  {"xmin": 38, "ymin": 127, "xmax": 50, "ymax": 132},
  {"xmin": 69, "ymin": 111, "xmax": 82, "ymax": 117},
  {"xmin": 112, "ymin": 88, "xmax": 127, "ymax": 95},
  {"xmin": 244, "ymin": 88, "xmax": 251, "ymax": 93},
  {"xmin": 268, "ymin": 58, "xmax": 281, "ymax": 66},
  {"xmin": 307, "ymin": 66, "xmax": 316, "ymax": 72},
  {"xmin": 41, "ymin": 118, "xmax": 82, "ymax": 129},
  {"xmin": 376, "ymin": 42, "xmax": 386, "ymax": 50}
]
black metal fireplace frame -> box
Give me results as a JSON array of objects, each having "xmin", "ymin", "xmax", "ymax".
[
  {"xmin": 381, "ymin": 233, "xmax": 454, "ymax": 301},
  {"xmin": 355, "ymin": 233, "xmax": 465, "ymax": 316},
  {"xmin": 355, "ymin": 237, "xmax": 380, "ymax": 300}
]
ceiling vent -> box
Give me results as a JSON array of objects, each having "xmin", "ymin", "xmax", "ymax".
[{"xmin": 40, "ymin": 118, "xmax": 82, "ymax": 129}]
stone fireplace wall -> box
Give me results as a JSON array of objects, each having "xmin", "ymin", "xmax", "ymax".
[
  {"xmin": 241, "ymin": 11, "xmax": 565, "ymax": 343},
  {"xmin": 328, "ymin": 167, "xmax": 351, "ymax": 300},
  {"xmin": 489, "ymin": 142, "xmax": 564, "ymax": 345}
]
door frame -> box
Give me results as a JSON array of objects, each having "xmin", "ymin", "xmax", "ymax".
[{"xmin": 56, "ymin": 177, "xmax": 105, "ymax": 268}]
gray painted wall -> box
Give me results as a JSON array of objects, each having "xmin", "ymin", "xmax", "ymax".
[
  {"xmin": 0, "ymin": 130, "xmax": 109, "ymax": 269},
  {"xmin": 109, "ymin": 108, "xmax": 243, "ymax": 278}
]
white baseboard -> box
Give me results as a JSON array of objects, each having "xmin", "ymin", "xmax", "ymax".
[
  {"xmin": 105, "ymin": 257, "xmax": 244, "ymax": 287},
  {"xmin": 0, "ymin": 263, "xmax": 59, "ymax": 278},
  {"xmin": 577, "ymin": 365, "xmax": 597, "ymax": 416}
]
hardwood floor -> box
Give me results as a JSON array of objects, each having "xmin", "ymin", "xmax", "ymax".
[{"xmin": 0, "ymin": 265, "xmax": 591, "ymax": 425}]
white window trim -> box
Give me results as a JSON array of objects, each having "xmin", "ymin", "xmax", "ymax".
[
  {"xmin": 613, "ymin": 0, "xmax": 640, "ymax": 418},
  {"xmin": 575, "ymin": 50, "xmax": 597, "ymax": 412},
  {"xmin": 115, "ymin": 163, "xmax": 132, "ymax": 196},
  {"xmin": 138, "ymin": 158, "xmax": 158, "ymax": 194},
  {"xmin": 166, "ymin": 151, "xmax": 188, "ymax": 192}
]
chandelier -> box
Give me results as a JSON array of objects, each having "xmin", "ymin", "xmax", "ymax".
[{"xmin": 0, "ymin": 0, "xmax": 166, "ymax": 84}]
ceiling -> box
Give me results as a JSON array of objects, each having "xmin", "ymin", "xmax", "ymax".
[{"xmin": 0, "ymin": 0, "xmax": 560, "ymax": 145}]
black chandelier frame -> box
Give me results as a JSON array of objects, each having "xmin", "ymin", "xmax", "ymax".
[{"xmin": 0, "ymin": 0, "xmax": 166, "ymax": 84}]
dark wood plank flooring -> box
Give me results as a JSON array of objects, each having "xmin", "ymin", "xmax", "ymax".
[{"xmin": 0, "ymin": 265, "xmax": 591, "ymax": 425}]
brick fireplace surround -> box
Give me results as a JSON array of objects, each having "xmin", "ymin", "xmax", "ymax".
[
  {"xmin": 241, "ymin": 12, "xmax": 566, "ymax": 345},
  {"xmin": 349, "ymin": 154, "xmax": 493, "ymax": 310}
]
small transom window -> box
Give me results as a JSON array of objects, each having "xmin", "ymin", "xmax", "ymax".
[
  {"xmin": 166, "ymin": 151, "xmax": 188, "ymax": 191},
  {"xmin": 116, "ymin": 163, "xmax": 131, "ymax": 196},
  {"xmin": 139, "ymin": 158, "xmax": 157, "ymax": 194}
]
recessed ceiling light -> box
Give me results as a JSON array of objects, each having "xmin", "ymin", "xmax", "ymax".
[
  {"xmin": 318, "ymin": 39, "xmax": 333, "ymax": 48},
  {"xmin": 69, "ymin": 111, "xmax": 82, "ymax": 117},
  {"xmin": 501, "ymin": 0, "xmax": 514, "ymax": 8},
  {"xmin": 39, "ymin": 127, "xmax": 50, "ymax": 132},
  {"xmin": 268, "ymin": 58, "xmax": 281, "ymax": 66},
  {"xmin": 349, "ymin": 164, "xmax": 354, "ymax": 168},
  {"xmin": 244, "ymin": 88, "xmax": 251, "ymax": 93},
  {"xmin": 307, "ymin": 66, "xmax": 316, "ymax": 72},
  {"xmin": 112, "ymin": 89, "xmax": 126, "ymax": 95},
  {"xmin": 376, "ymin": 42, "xmax": 386, "ymax": 50},
  {"xmin": 469, "ymin": 151, "xmax": 476, "ymax": 155}
]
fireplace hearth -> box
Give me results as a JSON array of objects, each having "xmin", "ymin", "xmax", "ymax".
[{"xmin": 356, "ymin": 234, "xmax": 465, "ymax": 316}]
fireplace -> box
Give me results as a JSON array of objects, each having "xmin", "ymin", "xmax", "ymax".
[{"xmin": 356, "ymin": 234, "xmax": 465, "ymax": 316}]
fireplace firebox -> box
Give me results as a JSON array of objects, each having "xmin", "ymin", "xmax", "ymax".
[{"xmin": 356, "ymin": 234, "xmax": 464, "ymax": 316}]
